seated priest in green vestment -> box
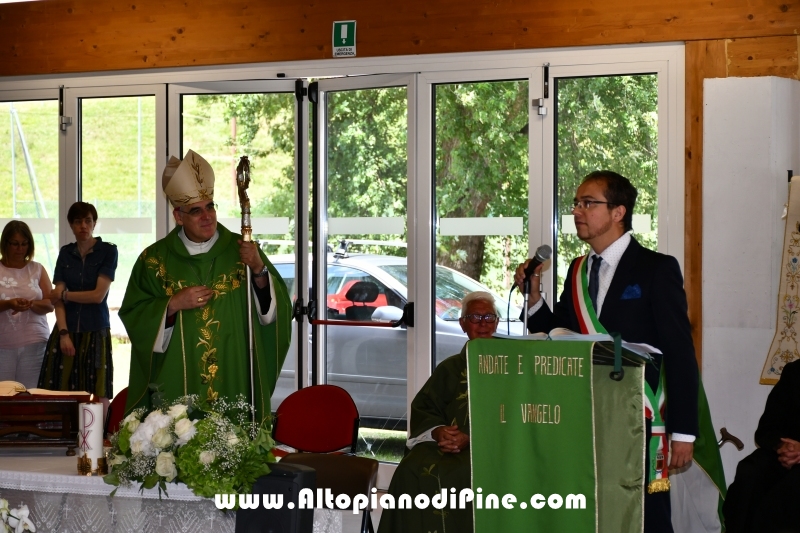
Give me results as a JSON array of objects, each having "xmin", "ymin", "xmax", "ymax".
[
  {"xmin": 378, "ymin": 291, "xmax": 499, "ymax": 533},
  {"xmin": 120, "ymin": 149, "xmax": 292, "ymax": 422}
]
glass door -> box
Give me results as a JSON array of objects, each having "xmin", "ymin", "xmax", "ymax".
[
  {"xmin": 63, "ymin": 85, "xmax": 167, "ymax": 398},
  {"xmin": 0, "ymin": 90, "xmax": 60, "ymax": 283},
  {"xmin": 313, "ymin": 74, "xmax": 414, "ymax": 467},
  {"xmin": 168, "ymin": 80, "xmax": 305, "ymax": 414},
  {"xmin": 427, "ymin": 69, "xmax": 542, "ymax": 365},
  {"xmin": 542, "ymin": 61, "xmax": 682, "ymax": 302}
]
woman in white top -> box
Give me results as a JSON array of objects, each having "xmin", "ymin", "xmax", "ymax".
[{"xmin": 0, "ymin": 220, "xmax": 54, "ymax": 388}]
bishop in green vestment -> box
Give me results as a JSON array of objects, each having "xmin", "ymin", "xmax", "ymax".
[
  {"xmin": 120, "ymin": 150, "xmax": 292, "ymax": 422},
  {"xmin": 378, "ymin": 291, "xmax": 499, "ymax": 533}
]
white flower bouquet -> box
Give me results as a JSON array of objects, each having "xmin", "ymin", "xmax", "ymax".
[{"xmin": 104, "ymin": 395, "xmax": 276, "ymax": 500}]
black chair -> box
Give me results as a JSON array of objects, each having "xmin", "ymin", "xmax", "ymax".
[
  {"xmin": 280, "ymin": 453, "xmax": 378, "ymax": 533},
  {"xmin": 344, "ymin": 281, "xmax": 380, "ymax": 321},
  {"xmin": 235, "ymin": 461, "xmax": 316, "ymax": 533}
]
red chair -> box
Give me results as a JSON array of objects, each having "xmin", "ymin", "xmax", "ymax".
[
  {"xmin": 273, "ymin": 384, "xmax": 360, "ymax": 454},
  {"xmin": 105, "ymin": 387, "xmax": 128, "ymax": 437},
  {"xmin": 273, "ymin": 385, "xmax": 378, "ymax": 533}
]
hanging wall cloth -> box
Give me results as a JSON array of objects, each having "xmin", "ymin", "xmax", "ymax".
[{"xmin": 761, "ymin": 175, "xmax": 800, "ymax": 384}]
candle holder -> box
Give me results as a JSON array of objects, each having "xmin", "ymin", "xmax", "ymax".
[
  {"xmin": 97, "ymin": 456, "xmax": 108, "ymax": 476},
  {"xmin": 77, "ymin": 455, "xmax": 109, "ymax": 476},
  {"xmin": 77, "ymin": 455, "xmax": 92, "ymax": 476}
]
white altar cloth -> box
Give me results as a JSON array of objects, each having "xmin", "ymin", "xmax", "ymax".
[{"xmin": 0, "ymin": 450, "xmax": 342, "ymax": 533}]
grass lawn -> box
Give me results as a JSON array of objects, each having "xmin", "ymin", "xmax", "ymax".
[{"xmin": 356, "ymin": 427, "xmax": 407, "ymax": 463}]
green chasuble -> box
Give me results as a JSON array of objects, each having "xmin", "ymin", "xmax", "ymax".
[
  {"xmin": 378, "ymin": 346, "xmax": 473, "ymax": 533},
  {"xmin": 119, "ymin": 224, "xmax": 292, "ymax": 422}
]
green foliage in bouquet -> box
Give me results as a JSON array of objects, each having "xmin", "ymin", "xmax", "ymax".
[{"xmin": 175, "ymin": 408, "xmax": 276, "ymax": 499}]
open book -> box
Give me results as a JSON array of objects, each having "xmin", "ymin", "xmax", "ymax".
[
  {"xmin": 0, "ymin": 381, "xmax": 90, "ymax": 397},
  {"xmin": 493, "ymin": 327, "xmax": 660, "ymax": 359}
]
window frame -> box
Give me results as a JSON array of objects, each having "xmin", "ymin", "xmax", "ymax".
[{"xmin": 0, "ymin": 43, "xmax": 685, "ymax": 489}]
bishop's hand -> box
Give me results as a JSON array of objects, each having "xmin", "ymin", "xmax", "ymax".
[{"xmin": 168, "ymin": 285, "xmax": 214, "ymax": 315}]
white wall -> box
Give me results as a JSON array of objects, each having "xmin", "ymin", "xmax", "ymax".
[{"xmin": 703, "ymin": 76, "xmax": 800, "ymax": 484}]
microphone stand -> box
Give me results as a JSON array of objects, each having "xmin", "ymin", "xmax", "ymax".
[{"xmin": 522, "ymin": 278, "xmax": 530, "ymax": 337}]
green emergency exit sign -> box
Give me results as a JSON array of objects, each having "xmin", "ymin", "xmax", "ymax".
[{"xmin": 332, "ymin": 20, "xmax": 356, "ymax": 58}]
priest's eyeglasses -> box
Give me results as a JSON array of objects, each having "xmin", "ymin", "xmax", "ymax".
[
  {"xmin": 572, "ymin": 199, "xmax": 615, "ymax": 211},
  {"xmin": 463, "ymin": 313, "xmax": 499, "ymax": 324},
  {"xmin": 179, "ymin": 202, "xmax": 218, "ymax": 217}
]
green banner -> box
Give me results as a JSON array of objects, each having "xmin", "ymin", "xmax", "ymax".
[
  {"xmin": 467, "ymin": 338, "xmax": 645, "ymax": 533},
  {"xmin": 467, "ymin": 338, "xmax": 597, "ymax": 532}
]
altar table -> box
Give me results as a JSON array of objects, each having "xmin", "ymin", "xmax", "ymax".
[{"xmin": 0, "ymin": 448, "xmax": 342, "ymax": 533}]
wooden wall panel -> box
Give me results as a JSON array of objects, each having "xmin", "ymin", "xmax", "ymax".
[
  {"xmin": 685, "ymin": 40, "xmax": 728, "ymax": 368},
  {"xmin": 3, "ymin": 0, "xmax": 800, "ymax": 76},
  {"xmin": 727, "ymin": 35, "xmax": 800, "ymax": 78}
]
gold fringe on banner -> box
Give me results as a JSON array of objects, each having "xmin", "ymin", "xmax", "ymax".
[{"xmin": 647, "ymin": 478, "xmax": 671, "ymax": 494}]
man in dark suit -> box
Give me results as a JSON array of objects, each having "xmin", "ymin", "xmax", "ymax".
[
  {"xmin": 514, "ymin": 170, "xmax": 699, "ymax": 533},
  {"xmin": 723, "ymin": 358, "xmax": 800, "ymax": 533}
]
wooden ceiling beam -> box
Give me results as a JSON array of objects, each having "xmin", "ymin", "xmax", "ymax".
[{"xmin": 2, "ymin": 0, "xmax": 800, "ymax": 76}]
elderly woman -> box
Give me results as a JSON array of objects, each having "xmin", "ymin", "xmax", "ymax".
[
  {"xmin": 0, "ymin": 220, "xmax": 54, "ymax": 389},
  {"xmin": 38, "ymin": 202, "xmax": 118, "ymax": 398}
]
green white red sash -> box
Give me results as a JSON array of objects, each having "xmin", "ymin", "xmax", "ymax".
[
  {"xmin": 571, "ymin": 255, "xmax": 605, "ymax": 334},
  {"xmin": 572, "ymin": 254, "xmax": 670, "ymax": 492}
]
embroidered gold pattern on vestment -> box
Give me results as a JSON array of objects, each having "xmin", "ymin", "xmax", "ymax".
[{"xmin": 144, "ymin": 251, "xmax": 245, "ymax": 402}]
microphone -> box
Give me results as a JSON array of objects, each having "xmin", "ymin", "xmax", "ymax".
[{"xmin": 513, "ymin": 244, "xmax": 552, "ymax": 289}]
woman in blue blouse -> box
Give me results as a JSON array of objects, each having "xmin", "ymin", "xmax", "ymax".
[{"xmin": 38, "ymin": 202, "xmax": 118, "ymax": 398}]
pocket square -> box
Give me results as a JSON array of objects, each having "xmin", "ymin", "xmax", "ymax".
[{"xmin": 621, "ymin": 284, "xmax": 642, "ymax": 300}]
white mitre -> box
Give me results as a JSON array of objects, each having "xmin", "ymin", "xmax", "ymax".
[{"xmin": 162, "ymin": 149, "xmax": 215, "ymax": 207}]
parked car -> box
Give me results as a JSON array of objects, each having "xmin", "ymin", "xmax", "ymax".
[{"xmin": 269, "ymin": 253, "xmax": 524, "ymax": 429}]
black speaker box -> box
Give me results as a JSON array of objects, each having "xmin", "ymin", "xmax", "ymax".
[{"xmin": 235, "ymin": 462, "xmax": 316, "ymax": 533}]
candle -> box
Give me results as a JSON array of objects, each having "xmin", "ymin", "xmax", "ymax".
[{"xmin": 78, "ymin": 395, "xmax": 104, "ymax": 475}]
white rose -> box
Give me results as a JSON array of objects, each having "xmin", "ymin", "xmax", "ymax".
[
  {"xmin": 151, "ymin": 427, "xmax": 174, "ymax": 449},
  {"xmin": 167, "ymin": 404, "xmax": 188, "ymax": 421},
  {"xmin": 199, "ymin": 451, "xmax": 216, "ymax": 465},
  {"xmin": 155, "ymin": 451, "xmax": 177, "ymax": 482},
  {"xmin": 174, "ymin": 417, "xmax": 192, "ymax": 437},
  {"xmin": 174, "ymin": 418, "xmax": 197, "ymax": 447},
  {"xmin": 226, "ymin": 433, "xmax": 239, "ymax": 446},
  {"xmin": 126, "ymin": 419, "xmax": 140, "ymax": 433},
  {"xmin": 122, "ymin": 412, "xmax": 140, "ymax": 425}
]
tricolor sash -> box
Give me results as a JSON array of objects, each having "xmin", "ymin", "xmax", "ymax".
[{"xmin": 572, "ymin": 254, "xmax": 670, "ymax": 492}]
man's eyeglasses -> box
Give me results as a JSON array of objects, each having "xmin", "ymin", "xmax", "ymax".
[
  {"xmin": 571, "ymin": 199, "xmax": 615, "ymax": 211},
  {"xmin": 179, "ymin": 202, "xmax": 217, "ymax": 217},
  {"xmin": 463, "ymin": 313, "xmax": 499, "ymax": 324}
]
